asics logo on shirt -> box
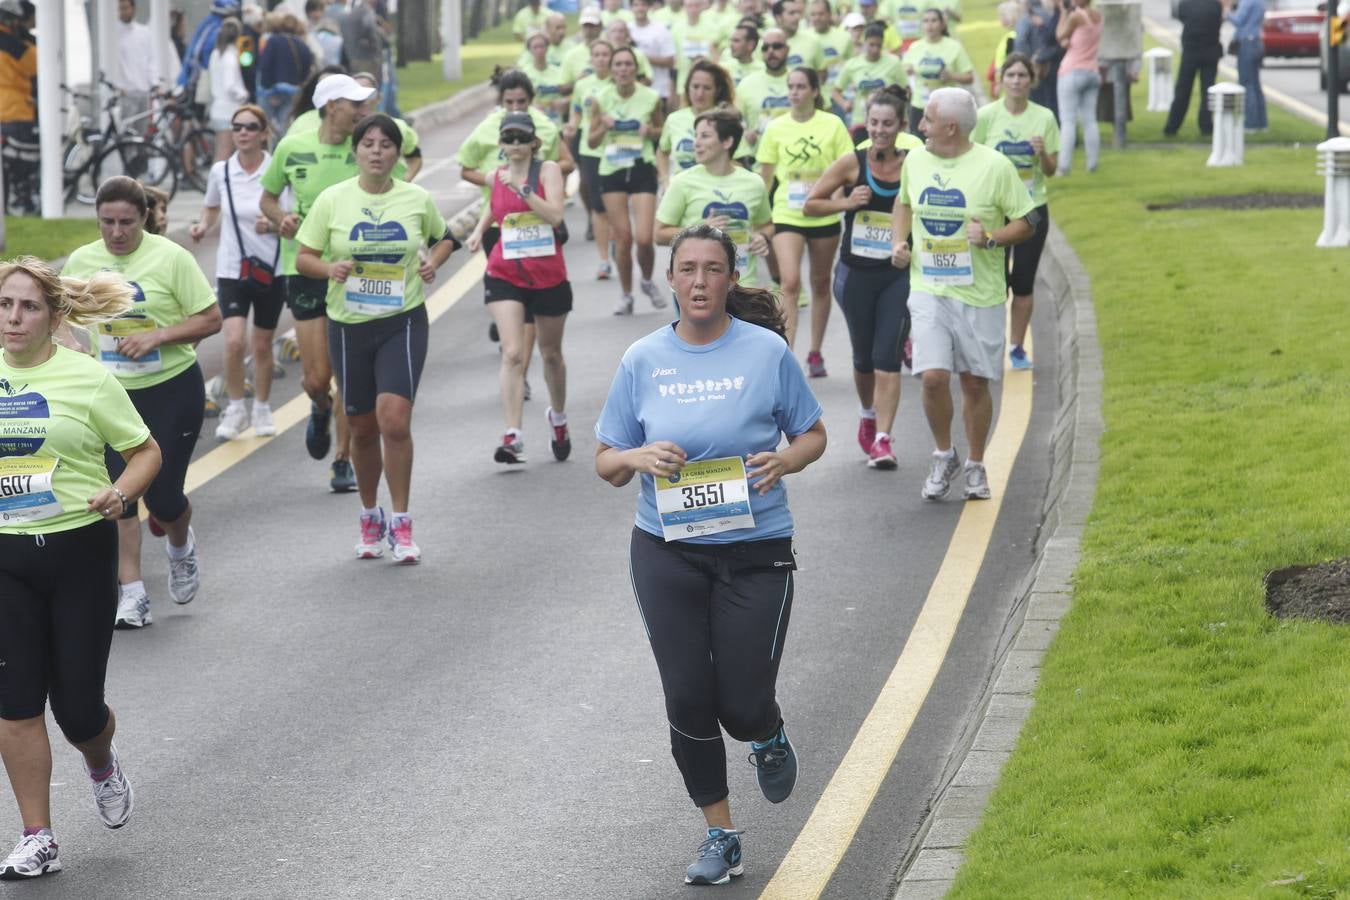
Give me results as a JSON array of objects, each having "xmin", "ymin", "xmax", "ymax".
[{"xmin": 652, "ymin": 367, "xmax": 678, "ymax": 377}]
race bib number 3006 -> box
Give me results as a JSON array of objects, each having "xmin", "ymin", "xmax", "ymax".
[
  {"xmin": 345, "ymin": 261, "xmax": 406, "ymax": 316},
  {"xmin": 655, "ymin": 456, "xmax": 755, "ymax": 541}
]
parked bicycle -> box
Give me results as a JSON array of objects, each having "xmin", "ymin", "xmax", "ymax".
[{"xmin": 61, "ymin": 78, "xmax": 178, "ymax": 205}]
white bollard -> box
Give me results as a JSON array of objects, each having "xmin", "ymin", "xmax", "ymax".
[
  {"xmin": 1145, "ymin": 47, "xmax": 1173, "ymax": 112},
  {"xmin": 1316, "ymin": 137, "xmax": 1350, "ymax": 248},
  {"xmin": 1206, "ymin": 83, "xmax": 1246, "ymax": 167}
]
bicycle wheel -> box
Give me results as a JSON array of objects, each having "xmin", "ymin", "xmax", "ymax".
[
  {"xmin": 63, "ymin": 139, "xmax": 100, "ymax": 205},
  {"xmin": 94, "ymin": 139, "xmax": 178, "ymax": 202},
  {"xmin": 178, "ymin": 128, "xmax": 215, "ymax": 193}
]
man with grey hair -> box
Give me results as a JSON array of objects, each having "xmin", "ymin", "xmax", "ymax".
[{"xmin": 890, "ymin": 87, "xmax": 1035, "ymax": 502}]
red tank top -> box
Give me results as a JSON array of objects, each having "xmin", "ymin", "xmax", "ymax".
[{"xmin": 486, "ymin": 166, "xmax": 568, "ymax": 289}]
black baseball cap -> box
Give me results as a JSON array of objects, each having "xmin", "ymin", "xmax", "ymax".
[{"xmin": 500, "ymin": 111, "xmax": 537, "ymax": 137}]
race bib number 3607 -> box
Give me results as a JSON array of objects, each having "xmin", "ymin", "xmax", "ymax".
[
  {"xmin": 655, "ymin": 456, "xmax": 755, "ymax": 541},
  {"xmin": 0, "ymin": 457, "xmax": 63, "ymax": 524}
]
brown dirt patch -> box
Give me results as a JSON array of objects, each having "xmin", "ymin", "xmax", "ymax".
[
  {"xmin": 1264, "ymin": 558, "xmax": 1350, "ymax": 623},
  {"xmin": 1148, "ymin": 192, "xmax": 1323, "ymax": 211}
]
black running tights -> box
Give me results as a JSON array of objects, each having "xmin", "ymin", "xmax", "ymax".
[{"xmin": 628, "ymin": 528, "xmax": 795, "ymax": 808}]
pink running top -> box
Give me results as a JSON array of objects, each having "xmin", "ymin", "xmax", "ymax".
[{"xmin": 1059, "ymin": 11, "xmax": 1102, "ymax": 75}]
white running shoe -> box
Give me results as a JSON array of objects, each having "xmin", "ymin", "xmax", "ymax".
[
  {"xmin": 613, "ymin": 293, "xmax": 635, "ymax": 316},
  {"xmin": 87, "ymin": 743, "xmax": 134, "ymax": 829},
  {"xmin": 114, "ymin": 586, "xmax": 152, "ymax": 628},
  {"xmin": 388, "ymin": 517, "xmax": 421, "ymax": 564},
  {"xmin": 214, "ymin": 403, "xmax": 248, "ymax": 441},
  {"xmin": 167, "ymin": 527, "xmax": 200, "ymax": 605},
  {"xmin": 922, "ymin": 450, "xmax": 962, "ymax": 501},
  {"xmin": 963, "ymin": 461, "xmax": 992, "ymax": 500},
  {"xmin": 356, "ymin": 508, "xmax": 387, "ymax": 559},
  {"xmin": 640, "ymin": 278, "xmax": 668, "ymax": 309},
  {"xmin": 0, "ymin": 831, "xmax": 61, "ymax": 880},
  {"xmin": 251, "ymin": 403, "xmax": 276, "ymax": 437}
]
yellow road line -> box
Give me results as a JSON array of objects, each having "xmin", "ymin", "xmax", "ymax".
[
  {"xmin": 1142, "ymin": 16, "xmax": 1350, "ymax": 137},
  {"xmin": 176, "ymin": 255, "xmax": 486, "ymax": 497},
  {"xmin": 760, "ymin": 324, "xmax": 1036, "ymax": 900}
]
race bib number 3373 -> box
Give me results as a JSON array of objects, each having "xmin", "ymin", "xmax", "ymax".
[{"xmin": 655, "ymin": 456, "xmax": 755, "ymax": 541}]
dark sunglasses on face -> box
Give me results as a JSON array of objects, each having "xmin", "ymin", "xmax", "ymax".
[
  {"xmin": 231, "ymin": 121, "xmax": 263, "ymax": 132},
  {"xmin": 500, "ymin": 132, "xmax": 533, "ymax": 144},
  {"xmin": 761, "ymin": 42, "xmax": 787, "ymax": 50}
]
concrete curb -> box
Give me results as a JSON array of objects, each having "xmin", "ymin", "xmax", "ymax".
[
  {"xmin": 889, "ymin": 223, "xmax": 1104, "ymax": 899},
  {"xmin": 406, "ymin": 82, "xmax": 498, "ymax": 133}
]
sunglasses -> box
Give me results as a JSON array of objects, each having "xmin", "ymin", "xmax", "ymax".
[
  {"xmin": 761, "ymin": 42, "xmax": 787, "ymax": 50},
  {"xmin": 500, "ymin": 132, "xmax": 534, "ymax": 144},
  {"xmin": 231, "ymin": 121, "xmax": 263, "ymax": 132}
]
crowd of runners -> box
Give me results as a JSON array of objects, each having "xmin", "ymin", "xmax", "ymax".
[{"xmin": 0, "ymin": 0, "xmax": 1065, "ymax": 886}]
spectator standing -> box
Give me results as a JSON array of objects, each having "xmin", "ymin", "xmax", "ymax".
[
  {"xmin": 170, "ymin": 7, "xmax": 189, "ymax": 63},
  {"xmin": 115, "ymin": 0, "xmax": 162, "ymax": 126},
  {"xmin": 1163, "ymin": 0, "xmax": 1221, "ymax": 135},
  {"xmin": 1054, "ymin": 0, "xmax": 1101, "ymax": 175},
  {"xmin": 0, "ymin": 0, "xmax": 38, "ymax": 214},
  {"xmin": 341, "ymin": 0, "xmax": 386, "ymax": 79},
  {"xmin": 258, "ymin": 12, "xmax": 315, "ymax": 132},
  {"xmin": 209, "ymin": 19, "xmax": 251, "ymax": 161},
  {"xmin": 1226, "ymin": 0, "xmax": 1266, "ymax": 130},
  {"xmin": 1016, "ymin": 0, "xmax": 1060, "ymax": 116},
  {"xmin": 305, "ymin": 0, "xmax": 344, "ymax": 66},
  {"xmin": 178, "ymin": 1, "xmax": 240, "ymax": 94}
]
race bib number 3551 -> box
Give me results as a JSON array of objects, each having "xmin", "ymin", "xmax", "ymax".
[{"xmin": 655, "ymin": 456, "xmax": 755, "ymax": 541}]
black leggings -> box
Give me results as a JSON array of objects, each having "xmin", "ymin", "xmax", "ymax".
[
  {"xmin": 1007, "ymin": 204, "xmax": 1049, "ymax": 296},
  {"xmin": 106, "ymin": 364, "xmax": 205, "ymax": 524},
  {"xmin": 832, "ymin": 260, "xmax": 911, "ymax": 374},
  {"xmin": 0, "ymin": 521, "xmax": 118, "ymax": 743},
  {"xmin": 628, "ymin": 528, "xmax": 796, "ymax": 808}
]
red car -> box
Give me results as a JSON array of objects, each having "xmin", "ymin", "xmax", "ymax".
[{"xmin": 1262, "ymin": 0, "xmax": 1324, "ymax": 59}]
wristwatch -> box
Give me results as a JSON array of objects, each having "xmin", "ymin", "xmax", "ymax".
[
  {"xmin": 984, "ymin": 236, "xmax": 999, "ymax": 250},
  {"xmin": 518, "ymin": 184, "xmax": 534, "ymax": 198}
]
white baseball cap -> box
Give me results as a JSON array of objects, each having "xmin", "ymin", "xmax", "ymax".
[
  {"xmin": 842, "ymin": 11, "xmax": 866, "ymax": 27},
  {"xmin": 580, "ymin": 5, "xmax": 603, "ymax": 24},
  {"xmin": 313, "ymin": 74, "xmax": 377, "ymax": 110}
]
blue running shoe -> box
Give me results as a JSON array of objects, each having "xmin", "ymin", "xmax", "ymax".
[
  {"xmin": 684, "ymin": 827, "xmax": 743, "ymax": 886},
  {"xmin": 1009, "ymin": 346, "xmax": 1033, "ymax": 370},
  {"xmin": 748, "ymin": 723, "xmax": 798, "ymax": 804},
  {"xmin": 305, "ymin": 402, "xmax": 333, "ymax": 460}
]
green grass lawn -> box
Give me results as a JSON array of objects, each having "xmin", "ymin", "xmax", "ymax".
[
  {"xmin": 397, "ymin": 16, "xmax": 576, "ymax": 113},
  {"xmin": 3, "ymin": 217, "xmax": 100, "ymax": 262},
  {"xmin": 947, "ymin": 2, "xmax": 1350, "ymax": 897}
]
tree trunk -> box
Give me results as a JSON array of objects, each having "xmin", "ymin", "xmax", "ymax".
[{"xmin": 398, "ymin": 0, "xmax": 434, "ymax": 63}]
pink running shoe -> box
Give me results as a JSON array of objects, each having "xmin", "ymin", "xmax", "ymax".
[
  {"xmin": 867, "ymin": 435, "xmax": 898, "ymax": 470},
  {"xmin": 388, "ymin": 517, "xmax": 421, "ymax": 564},
  {"xmin": 355, "ymin": 508, "xmax": 386, "ymax": 559},
  {"xmin": 858, "ymin": 417, "xmax": 877, "ymax": 455},
  {"xmin": 806, "ymin": 351, "xmax": 827, "ymax": 378}
]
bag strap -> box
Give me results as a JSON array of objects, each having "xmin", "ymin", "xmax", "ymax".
[
  {"xmin": 222, "ymin": 158, "xmax": 280, "ymax": 267},
  {"xmin": 527, "ymin": 158, "xmax": 543, "ymax": 195}
]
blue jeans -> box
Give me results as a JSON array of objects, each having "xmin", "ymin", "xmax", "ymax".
[
  {"xmin": 1236, "ymin": 38, "xmax": 1267, "ymax": 129},
  {"xmin": 1056, "ymin": 67, "xmax": 1100, "ymax": 174}
]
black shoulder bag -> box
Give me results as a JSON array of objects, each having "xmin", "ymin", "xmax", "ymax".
[{"xmin": 223, "ymin": 159, "xmax": 280, "ymax": 288}]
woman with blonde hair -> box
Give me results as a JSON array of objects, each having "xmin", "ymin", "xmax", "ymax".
[{"xmin": 0, "ymin": 257, "xmax": 163, "ymax": 880}]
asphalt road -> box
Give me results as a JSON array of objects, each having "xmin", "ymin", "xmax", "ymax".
[{"xmin": 2, "ymin": 112, "xmax": 1058, "ymax": 899}]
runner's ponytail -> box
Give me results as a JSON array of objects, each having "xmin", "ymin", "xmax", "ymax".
[{"xmin": 0, "ymin": 257, "xmax": 135, "ymax": 328}]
